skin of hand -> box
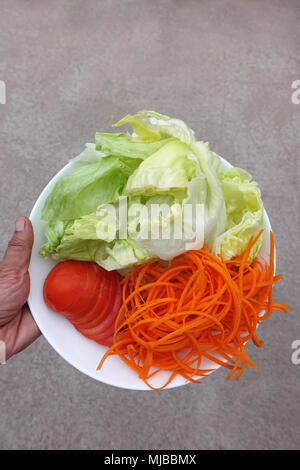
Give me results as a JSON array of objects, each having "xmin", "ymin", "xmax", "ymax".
[{"xmin": 0, "ymin": 216, "xmax": 40, "ymax": 361}]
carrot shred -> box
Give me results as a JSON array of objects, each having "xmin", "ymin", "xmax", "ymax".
[{"xmin": 97, "ymin": 231, "xmax": 291, "ymax": 389}]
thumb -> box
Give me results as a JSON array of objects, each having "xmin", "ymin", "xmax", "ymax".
[{"xmin": 1, "ymin": 217, "xmax": 33, "ymax": 273}]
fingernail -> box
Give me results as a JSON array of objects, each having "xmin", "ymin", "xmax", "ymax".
[{"xmin": 15, "ymin": 217, "xmax": 25, "ymax": 232}]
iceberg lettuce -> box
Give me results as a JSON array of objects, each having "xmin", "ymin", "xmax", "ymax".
[
  {"xmin": 113, "ymin": 110, "xmax": 195, "ymax": 145},
  {"xmin": 214, "ymin": 168, "xmax": 264, "ymax": 262},
  {"xmin": 41, "ymin": 156, "xmax": 138, "ymax": 222},
  {"xmin": 39, "ymin": 110, "xmax": 264, "ymax": 270}
]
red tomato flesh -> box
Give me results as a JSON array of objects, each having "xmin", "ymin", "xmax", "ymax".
[
  {"xmin": 72, "ymin": 266, "xmax": 113, "ymax": 327},
  {"xmin": 43, "ymin": 260, "xmax": 88, "ymax": 313},
  {"xmin": 43, "ymin": 260, "xmax": 122, "ymax": 347},
  {"xmin": 62, "ymin": 262, "xmax": 102, "ymax": 319},
  {"xmin": 76, "ymin": 271, "xmax": 121, "ymax": 340}
]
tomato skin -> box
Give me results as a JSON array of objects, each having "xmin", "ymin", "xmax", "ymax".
[
  {"xmin": 76, "ymin": 271, "xmax": 122, "ymax": 340},
  {"xmin": 63, "ymin": 262, "xmax": 102, "ymax": 319},
  {"xmin": 44, "ymin": 260, "xmax": 122, "ymax": 348},
  {"xmin": 96, "ymin": 335, "xmax": 114, "ymax": 347},
  {"xmin": 72, "ymin": 268, "xmax": 113, "ymax": 327},
  {"xmin": 43, "ymin": 260, "xmax": 88, "ymax": 313}
]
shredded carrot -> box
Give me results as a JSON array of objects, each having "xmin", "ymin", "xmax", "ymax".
[{"xmin": 97, "ymin": 231, "xmax": 291, "ymax": 389}]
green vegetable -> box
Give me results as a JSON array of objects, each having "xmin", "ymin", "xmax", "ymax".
[
  {"xmin": 95, "ymin": 132, "xmax": 173, "ymax": 159},
  {"xmin": 39, "ymin": 220, "xmax": 71, "ymax": 258},
  {"xmin": 40, "ymin": 219, "xmax": 104, "ymax": 262},
  {"xmin": 214, "ymin": 168, "xmax": 264, "ymax": 262},
  {"xmin": 95, "ymin": 238, "xmax": 151, "ymax": 272},
  {"xmin": 39, "ymin": 110, "xmax": 264, "ymax": 270},
  {"xmin": 113, "ymin": 110, "xmax": 196, "ymax": 145},
  {"xmin": 125, "ymin": 140, "xmax": 193, "ymax": 195},
  {"xmin": 41, "ymin": 157, "xmax": 136, "ymax": 222}
]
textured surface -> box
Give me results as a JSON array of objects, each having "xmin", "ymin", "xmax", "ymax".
[{"xmin": 0, "ymin": 0, "xmax": 299, "ymax": 450}]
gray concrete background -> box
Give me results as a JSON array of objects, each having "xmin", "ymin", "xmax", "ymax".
[{"xmin": 0, "ymin": 0, "xmax": 299, "ymax": 450}]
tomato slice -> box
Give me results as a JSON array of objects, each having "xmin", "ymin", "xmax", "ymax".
[
  {"xmin": 77, "ymin": 271, "xmax": 122, "ymax": 340},
  {"xmin": 92, "ymin": 308, "xmax": 125, "ymax": 342},
  {"xmin": 43, "ymin": 260, "xmax": 87, "ymax": 313},
  {"xmin": 93, "ymin": 311, "xmax": 125, "ymax": 347},
  {"xmin": 96, "ymin": 335, "xmax": 114, "ymax": 347},
  {"xmin": 44, "ymin": 260, "xmax": 123, "ymax": 349},
  {"xmin": 63, "ymin": 262, "xmax": 102, "ymax": 319},
  {"xmin": 71, "ymin": 267, "xmax": 113, "ymax": 327}
]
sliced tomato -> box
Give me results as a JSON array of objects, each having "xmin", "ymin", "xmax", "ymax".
[
  {"xmin": 63, "ymin": 262, "xmax": 102, "ymax": 319},
  {"xmin": 43, "ymin": 260, "xmax": 88, "ymax": 313},
  {"xmin": 96, "ymin": 335, "xmax": 114, "ymax": 347},
  {"xmin": 76, "ymin": 271, "xmax": 122, "ymax": 340},
  {"xmin": 94, "ymin": 311, "xmax": 125, "ymax": 347},
  {"xmin": 71, "ymin": 267, "xmax": 113, "ymax": 327},
  {"xmin": 44, "ymin": 260, "xmax": 122, "ymax": 348},
  {"xmin": 92, "ymin": 309, "xmax": 125, "ymax": 342},
  {"xmin": 82, "ymin": 271, "xmax": 121, "ymax": 339}
]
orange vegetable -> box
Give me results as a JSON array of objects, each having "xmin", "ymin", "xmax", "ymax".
[{"xmin": 97, "ymin": 231, "xmax": 291, "ymax": 389}]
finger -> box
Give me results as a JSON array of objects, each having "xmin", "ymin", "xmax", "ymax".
[
  {"xmin": 1, "ymin": 217, "xmax": 34, "ymax": 274},
  {"xmin": 11, "ymin": 304, "xmax": 41, "ymax": 357},
  {"xmin": 0, "ymin": 304, "xmax": 41, "ymax": 360}
]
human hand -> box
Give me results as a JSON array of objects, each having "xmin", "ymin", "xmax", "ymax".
[{"xmin": 0, "ymin": 217, "xmax": 40, "ymax": 361}]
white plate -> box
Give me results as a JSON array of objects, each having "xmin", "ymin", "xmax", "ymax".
[{"xmin": 28, "ymin": 157, "xmax": 273, "ymax": 390}]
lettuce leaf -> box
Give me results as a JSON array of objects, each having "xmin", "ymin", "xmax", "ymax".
[
  {"xmin": 95, "ymin": 132, "xmax": 173, "ymax": 159},
  {"xmin": 41, "ymin": 156, "xmax": 139, "ymax": 222},
  {"xmin": 191, "ymin": 141, "xmax": 227, "ymax": 249},
  {"xmin": 131, "ymin": 182, "xmax": 205, "ymax": 260},
  {"xmin": 40, "ymin": 219, "xmax": 104, "ymax": 262},
  {"xmin": 95, "ymin": 237, "xmax": 151, "ymax": 271},
  {"xmin": 71, "ymin": 143, "xmax": 105, "ymax": 166},
  {"xmin": 39, "ymin": 110, "xmax": 264, "ymax": 271},
  {"xmin": 113, "ymin": 110, "xmax": 195, "ymax": 145},
  {"xmin": 39, "ymin": 220, "xmax": 72, "ymax": 258},
  {"xmin": 125, "ymin": 140, "xmax": 194, "ymax": 195},
  {"xmin": 214, "ymin": 168, "xmax": 264, "ymax": 262}
]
